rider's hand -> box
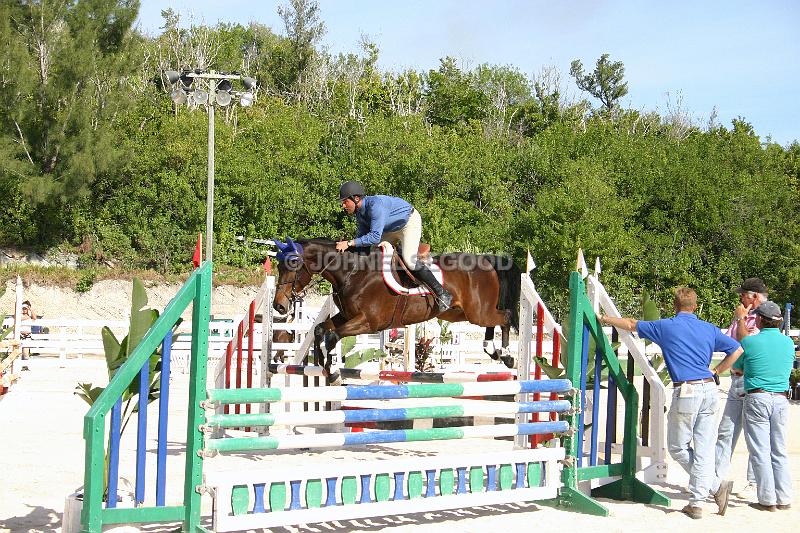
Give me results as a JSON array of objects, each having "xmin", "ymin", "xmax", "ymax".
[
  {"xmin": 735, "ymin": 303, "xmax": 751, "ymax": 320},
  {"xmin": 335, "ymin": 240, "xmax": 350, "ymax": 253}
]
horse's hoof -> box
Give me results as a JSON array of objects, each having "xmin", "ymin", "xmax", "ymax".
[
  {"xmin": 326, "ymin": 371, "xmax": 342, "ymax": 386},
  {"xmin": 501, "ymin": 356, "xmax": 515, "ymax": 369},
  {"xmin": 487, "ymin": 349, "xmax": 501, "ymax": 361}
]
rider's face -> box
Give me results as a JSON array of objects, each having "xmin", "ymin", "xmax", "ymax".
[
  {"xmin": 341, "ymin": 197, "xmax": 357, "ymax": 215},
  {"xmin": 740, "ymin": 291, "xmax": 758, "ymax": 308}
]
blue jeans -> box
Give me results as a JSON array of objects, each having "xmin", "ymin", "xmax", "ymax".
[
  {"xmin": 743, "ymin": 393, "xmax": 792, "ymax": 506},
  {"xmin": 668, "ymin": 381, "xmax": 719, "ymax": 505},
  {"xmin": 714, "ymin": 374, "xmax": 756, "ymax": 487}
]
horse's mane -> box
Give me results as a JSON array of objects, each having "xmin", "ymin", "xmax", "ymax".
[
  {"xmin": 295, "ymin": 238, "xmax": 337, "ymax": 247},
  {"xmin": 297, "ymin": 238, "xmax": 376, "ymax": 254}
]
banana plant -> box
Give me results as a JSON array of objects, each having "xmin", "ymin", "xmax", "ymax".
[
  {"xmin": 534, "ymin": 319, "xmax": 607, "ymax": 387},
  {"xmin": 341, "ymin": 335, "xmax": 386, "ymax": 368},
  {"xmin": 74, "ymin": 279, "xmax": 180, "ymax": 494}
]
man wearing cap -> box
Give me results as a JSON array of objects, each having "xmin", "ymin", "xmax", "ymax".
[
  {"xmin": 334, "ymin": 181, "xmax": 452, "ymax": 312},
  {"xmin": 738, "ymin": 301, "xmax": 794, "ymax": 511},
  {"xmin": 599, "ymin": 287, "xmax": 743, "ymax": 519},
  {"xmin": 713, "ymin": 277, "xmax": 767, "ymax": 499}
]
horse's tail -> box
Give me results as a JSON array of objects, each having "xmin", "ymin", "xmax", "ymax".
[{"xmin": 484, "ymin": 255, "xmax": 521, "ymax": 332}]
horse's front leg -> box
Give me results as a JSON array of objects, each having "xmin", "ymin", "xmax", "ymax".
[
  {"xmin": 310, "ymin": 314, "xmax": 346, "ymax": 366},
  {"xmin": 312, "ymin": 324, "xmax": 340, "ymax": 379},
  {"xmin": 318, "ymin": 314, "xmax": 372, "ymax": 385}
]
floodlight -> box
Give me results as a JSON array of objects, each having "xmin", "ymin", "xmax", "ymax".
[
  {"xmin": 166, "ymin": 70, "xmax": 181, "ymax": 84},
  {"xmin": 240, "ymin": 92, "xmax": 254, "ymax": 107},
  {"xmin": 215, "ymin": 90, "xmax": 232, "ymax": 106},
  {"xmin": 242, "ymin": 77, "xmax": 257, "ymax": 91},
  {"xmin": 180, "ymin": 74, "xmax": 193, "ymax": 89},
  {"xmin": 170, "ymin": 88, "xmax": 187, "ymax": 105},
  {"xmin": 192, "ymin": 89, "xmax": 209, "ymax": 105}
]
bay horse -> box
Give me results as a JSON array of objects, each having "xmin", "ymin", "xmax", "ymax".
[{"xmin": 271, "ymin": 238, "xmax": 521, "ymax": 383}]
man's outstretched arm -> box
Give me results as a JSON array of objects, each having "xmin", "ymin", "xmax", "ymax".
[{"xmin": 598, "ymin": 314, "xmax": 639, "ymax": 332}]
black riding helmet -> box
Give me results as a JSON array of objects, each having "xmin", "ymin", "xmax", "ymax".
[{"xmin": 338, "ymin": 180, "xmax": 366, "ymax": 201}]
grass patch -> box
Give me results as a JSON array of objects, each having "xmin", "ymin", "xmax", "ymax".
[{"xmin": 0, "ymin": 264, "xmax": 268, "ymax": 290}]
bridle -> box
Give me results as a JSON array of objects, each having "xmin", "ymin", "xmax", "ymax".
[{"xmin": 276, "ymin": 249, "xmax": 342, "ymax": 315}]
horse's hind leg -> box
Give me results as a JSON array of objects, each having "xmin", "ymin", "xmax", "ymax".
[
  {"xmin": 483, "ymin": 326, "xmax": 515, "ymax": 368},
  {"xmin": 499, "ymin": 324, "xmax": 514, "ymax": 368},
  {"xmin": 484, "ymin": 327, "xmax": 500, "ymax": 361}
]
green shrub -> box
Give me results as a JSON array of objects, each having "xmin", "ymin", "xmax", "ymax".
[{"xmin": 76, "ymin": 269, "xmax": 97, "ymax": 293}]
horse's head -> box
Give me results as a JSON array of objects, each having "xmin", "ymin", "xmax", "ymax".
[{"xmin": 272, "ymin": 237, "xmax": 312, "ymax": 316}]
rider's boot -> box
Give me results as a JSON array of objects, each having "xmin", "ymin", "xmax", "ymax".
[{"xmin": 413, "ymin": 263, "xmax": 452, "ymax": 313}]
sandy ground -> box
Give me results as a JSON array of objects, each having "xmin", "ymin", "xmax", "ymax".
[
  {"xmin": 0, "ymin": 356, "xmax": 798, "ymax": 533},
  {"xmin": 0, "ymin": 279, "xmax": 262, "ymax": 322}
]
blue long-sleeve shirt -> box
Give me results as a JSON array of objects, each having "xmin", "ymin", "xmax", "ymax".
[
  {"xmin": 354, "ymin": 195, "xmax": 414, "ymax": 247},
  {"xmin": 636, "ymin": 312, "xmax": 741, "ymax": 383}
]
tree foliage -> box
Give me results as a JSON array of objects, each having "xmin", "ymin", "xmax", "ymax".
[
  {"xmin": 570, "ymin": 53, "xmax": 629, "ymax": 112},
  {"xmin": 0, "ymin": 2, "xmax": 798, "ymax": 328}
]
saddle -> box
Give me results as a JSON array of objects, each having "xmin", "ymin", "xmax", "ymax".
[
  {"xmin": 392, "ymin": 243, "xmax": 431, "ymax": 285},
  {"xmin": 378, "ymin": 242, "xmax": 442, "ymax": 296}
]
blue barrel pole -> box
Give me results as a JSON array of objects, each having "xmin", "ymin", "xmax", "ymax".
[
  {"xmin": 577, "ymin": 324, "xmax": 590, "ymax": 468},
  {"xmin": 106, "ymin": 398, "xmax": 122, "ymax": 509},
  {"xmin": 156, "ymin": 330, "xmax": 172, "ymax": 506},
  {"xmin": 590, "ymin": 346, "xmax": 602, "ymax": 466},
  {"xmin": 135, "ymin": 357, "xmax": 149, "ymax": 504}
]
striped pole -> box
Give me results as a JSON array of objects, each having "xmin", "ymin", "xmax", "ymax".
[
  {"xmin": 205, "ymin": 421, "xmax": 570, "ymax": 453},
  {"xmin": 207, "ymin": 379, "xmax": 573, "ymax": 405},
  {"xmin": 267, "ymin": 364, "xmax": 515, "ymax": 383},
  {"xmin": 206, "ymin": 399, "xmax": 571, "ymax": 429}
]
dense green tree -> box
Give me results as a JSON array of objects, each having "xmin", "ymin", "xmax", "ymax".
[
  {"xmin": 0, "ymin": 9, "xmax": 797, "ymax": 328},
  {"xmin": 570, "ymin": 54, "xmax": 628, "ymax": 113},
  {"xmin": 272, "ymin": 0, "xmax": 325, "ymax": 95},
  {"xmin": 425, "ymin": 57, "xmax": 489, "ymax": 127},
  {"xmin": 0, "ymin": 0, "xmax": 140, "ymax": 245}
]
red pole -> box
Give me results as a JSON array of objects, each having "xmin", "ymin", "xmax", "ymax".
[
  {"xmin": 246, "ymin": 300, "xmax": 256, "ymax": 428},
  {"xmin": 224, "ymin": 341, "xmax": 233, "ymax": 415},
  {"xmin": 235, "ymin": 322, "xmax": 244, "ymax": 415},
  {"xmin": 530, "ymin": 303, "xmax": 545, "ymax": 447},
  {"xmin": 550, "ymin": 333, "xmax": 561, "ymax": 422}
]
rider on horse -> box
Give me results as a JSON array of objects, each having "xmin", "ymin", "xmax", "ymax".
[{"xmin": 334, "ymin": 181, "xmax": 453, "ymax": 312}]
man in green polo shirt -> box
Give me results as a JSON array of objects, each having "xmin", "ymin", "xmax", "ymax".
[{"xmin": 739, "ymin": 301, "xmax": 794, "ymax": 511}]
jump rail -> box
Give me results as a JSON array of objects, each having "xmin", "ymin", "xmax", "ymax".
[{"xmin": 80, "ymin": 261, "xmax": 670, "ymax": 532}]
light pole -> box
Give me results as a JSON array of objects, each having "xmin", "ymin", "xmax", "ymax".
[{"xmin": 164, "ymin": 70, "xmax": 257, "ymax": 264}]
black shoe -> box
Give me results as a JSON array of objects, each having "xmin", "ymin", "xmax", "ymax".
[{"xmin": 412, "ymin": 264, "xmax": 452, "ymax": 312}]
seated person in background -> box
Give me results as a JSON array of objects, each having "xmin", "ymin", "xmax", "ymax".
[
  {"xmin": 19, "ymin": 300, "xmax": 42, "ymax": 339},
  {"xmin": 19, "ymin": 300, "xmax": 37, "ymax": 338},
  {"xmin": 19, "ymin": 300, "xmax": 39, "ymax": 359},
  {"xmin": 22, "ymin": 300, "xmax": 37, "ymax": 319}
]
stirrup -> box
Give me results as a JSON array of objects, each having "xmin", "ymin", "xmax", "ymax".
[{"xmin": 436, "ymin": 290, "xmax": 453, "ymax": 312}]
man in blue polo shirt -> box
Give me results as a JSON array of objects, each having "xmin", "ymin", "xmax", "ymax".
[
  {"xmin": 600, "ymin": 286, "xmax": 743, "ymax": 519},
  {"xmin": 738, "ymin": 301, "xmax": 794, "ymax": 512},
  {"xmin": 334, "ymin": 181, "xmax": 452, "ymax": 312}
]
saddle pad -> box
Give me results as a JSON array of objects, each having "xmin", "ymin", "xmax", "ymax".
[{"xmin": 378, "ymin": 242, "xmax": 443, "ymax": 296}]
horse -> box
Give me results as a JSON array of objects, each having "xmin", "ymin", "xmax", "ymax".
[
  {"xmin": 271, "ymin": 237, "xmax": 521, "ymax": 383},
  {"xmin": 270, "ymin": 316, "xmax": 295, "ymax": 363}
]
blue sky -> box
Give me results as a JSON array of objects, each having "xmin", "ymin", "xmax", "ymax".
[{"xmin": 136, "ymin": 1, "xmax": 799, "ymax": 145}]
